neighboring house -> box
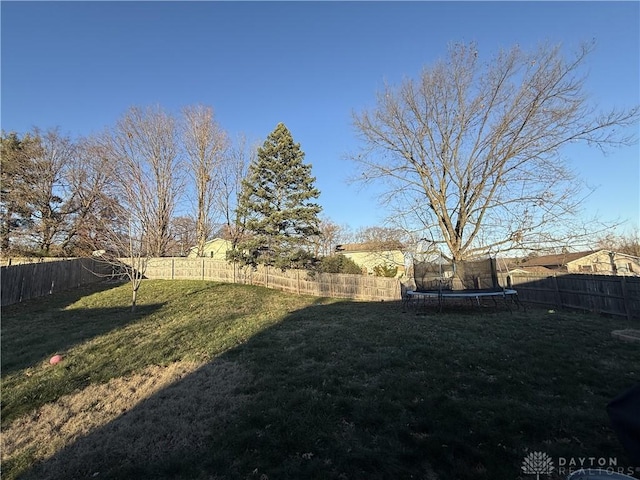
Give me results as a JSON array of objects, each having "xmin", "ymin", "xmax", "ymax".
[
  {"xmin": 508, "ymin": 265, "xmax": 555, "ymax": 275},
  {"xmin": 335, "ymin": 242, "xmax": 406, "ymax": 277},
  {"xmin": 187, "ymin": 238, "xmax": 233, "ymax": 260},
  {"xmin": 518, "ymin": 250, "xmax": 640, "ymax": 276},
  {"xmin": 494, "ymin": 257, "xmax": 552, "ymax": 275}
]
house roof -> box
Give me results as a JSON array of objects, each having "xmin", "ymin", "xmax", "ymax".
[
  {"xmin": 494, "ymin": 257, "xmax": 557, "ymax": 274},
  {"xmin": 495, "ymin": 257, "xmax": 521, "ymax": 273},
  {"xmin": 520, "ymin": 251, "xmax": 597, "ymax": 268},
  {"xmin": 510, "ymin": 265, "xmax": 555, "ymax": 274},
  {"xmin": 335, "ymin": 241, "xmax": 405, "ymax": 253}
]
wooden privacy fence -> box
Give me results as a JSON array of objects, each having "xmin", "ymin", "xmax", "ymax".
[
  {"xmin": 505, "ymin": 273, "xmax": 640, "ymax": 320},
  {"xmin": 4, "ymin": 257, "xmax": 639, "ymax": 318},
  {"xmin": 1, "ymin": 258, "xmax": 109, "ymax": 307},
  {"xmin": 141, "ymin": 257, "xmax": 402, "ymax": 301}
]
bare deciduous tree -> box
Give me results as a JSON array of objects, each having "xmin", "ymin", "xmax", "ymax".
[
  {"xmin": 1, "ymin": 129, "xmax": 119, "ymax": 257},
  {"xmin": 31, "ymin": 129, "xmax": 74, "ymax": 253},
  {"xmin": 182, "ymin": 105, "xmax": 229, "ymax": 257},
  {"xmin": 597, "ymin": 228, "xmax": 640, "ymax": 258},
  {"xmin": 353, "ymin": 226, "xmax": 407, "ymax": 246},
  {"xmin": 217, "ymin": 134, "xmax": 252, "ymax": 249},
  {"xmin": 75, "ymin": 144, "xmax": 146, "ymax": 311},
  {"xmin": 310, "ymin": 217, "xmax": 343, "ymax": 257},
  {"xmin": 351, "ymin": 42, "xmax": 639, "ymax": 261},
  {"xmin": 60, "ymin": 137, "xmax": 119, "ymax": 255},
  {"xmin": 108, "ymin": 106, "xmax": 183, "ymax": 257},
  {"xmin": 91, "ymin": 201, "xmax": 148, "ymax": 312},
  {"xmin": 167, "ymin": 215, "xmax": 198, "ymax": 256}
]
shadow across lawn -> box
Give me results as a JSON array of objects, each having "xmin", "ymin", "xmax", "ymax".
[
  {"xmin": 11, "ymin": 300, "xmax": 640, "ymax": 480},
  {"xmin": 1, "ymin": 281, "xmax": 163, "ymax": 375}
]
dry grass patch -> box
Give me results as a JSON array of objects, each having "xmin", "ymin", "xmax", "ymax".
[
  {"xmin": 2, "ymin": 361, "xmax": 201, "ymax": 464},
  {"xmin": 4, "ymin": 359, "xmax": 250, "ymax": 480}
]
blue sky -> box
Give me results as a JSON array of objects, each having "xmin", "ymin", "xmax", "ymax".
[{"xmin": 2, "ymin": 1, "xmax": 639, "ymax": 236}]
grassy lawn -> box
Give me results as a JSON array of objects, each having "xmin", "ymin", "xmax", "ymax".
[{"xmin": 2, "ymin": 280, "xmax": 639, "ymax": 479}]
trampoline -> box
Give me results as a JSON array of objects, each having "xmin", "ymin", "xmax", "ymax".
[{"xmin": 403, "ymin": 257, "xmax": 522, "ymax": 312}]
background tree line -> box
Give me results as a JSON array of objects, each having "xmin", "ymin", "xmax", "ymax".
[
  {"xmin": 1, "ymin": 105, "xmax": 250, "ymax": 259},
  {"xmin": 1, "ymin": 107, "xmax": 407, "ymax": 275}
]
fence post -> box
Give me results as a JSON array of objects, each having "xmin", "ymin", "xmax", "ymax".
[
  {"xmin": 201, "ymin": 258, "xmax": 205, "ymax": 280},
  {"xmin": 297, "ymin": 270, "xmax": 300, "ymax": 295},
  {"xmin": 620, "ymin": 276, "xmax": 631, "ymax": 321},
  {"xmin": 553, "ymin": 275, "xmax": 561, "ymax": 309}
]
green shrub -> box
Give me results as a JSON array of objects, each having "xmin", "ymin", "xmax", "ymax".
[
  {"xmin": 373, "ymin": 263, "xmax": 398, "ymax": 277},
  {"xmin": 316, "ymin": 254, "xmax": 363, "ymax": 274}
]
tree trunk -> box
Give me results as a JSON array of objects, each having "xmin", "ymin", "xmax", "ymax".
[
  {"xmin": 131, "ymin": 284, "xmax": 137, "ymax": 312},
  {"xmin": 1, "ymin": 212, "xmax": 11, "ymax": 252}
]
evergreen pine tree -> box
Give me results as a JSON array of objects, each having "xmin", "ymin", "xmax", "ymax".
[{"xmin": 230, "ymin": 123, "xmax": 322, "ymax": 269}]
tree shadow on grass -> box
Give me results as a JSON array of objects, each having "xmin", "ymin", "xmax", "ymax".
[
  {"xmin": 1, "ymin": 281, "xmax": 164, "ymax": 375},
  {"xmin": 8, "ymin": 301, "xmax": 639, "ymax": 480}
]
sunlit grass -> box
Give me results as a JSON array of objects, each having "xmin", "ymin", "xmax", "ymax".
[
  {"xmin": 2, "ymin": 280, "xmax": 638, "ymax": 479},
  {"xmin": 1, "ymin": 281, "xmax": 321, "ymax": 425}
]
